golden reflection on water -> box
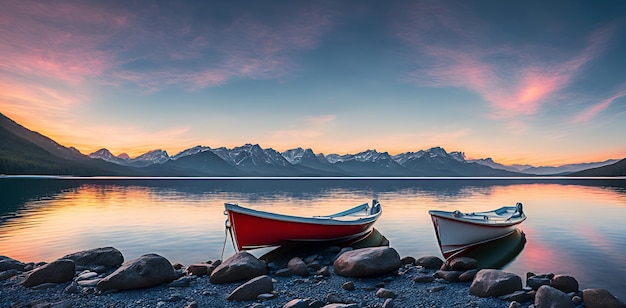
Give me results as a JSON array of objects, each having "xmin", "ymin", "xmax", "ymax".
[{"xmin": 1, "ymin": 179, "xmax": 625, "ymax": 300}]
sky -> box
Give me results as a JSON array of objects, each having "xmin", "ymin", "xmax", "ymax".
[{"xmin": 1, "ymin": 0, "xmax": 625, "ymax": 166}]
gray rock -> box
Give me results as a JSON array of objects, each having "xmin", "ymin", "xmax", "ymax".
[
  {"xmin": 186, "ymin": 264, "xmax": 209, "ymax": 276},
  {"xmin": 449, "ymin": 257, "xmax": 478, "ymax": 270},
  {"xmin": 0, "ymin": 256, "xmax": 26, "ymax": 272},
  {"xmin": 509, "ymin": 302, "xmax": 522, "ymax": 308},
  {"xmin": 206, "ymin": 261, "xmax": 220, "ymax": 276},
  {"xmin": 430, "ymin": 285, "xmax": 446, "ymax": 293},
  {"xmin": 275, "ymin": 268, "xmax": 293, "ymax": 277},
  {"xmin": 469, "ymin": 269, "xmax": 522, "ymax": 298},
  {"xmin": 77, "ymin": 278, "xmax": 100, "ymax": 287},
  {"xmin": 307, "ymin": 260, "xmax": 322, "ymax": 270},
  {"xmin": 257, "ymin": 293, "xmax": 277, "ymax": 300},
  {"xmin": 22, "ymin": 259, "xmax": 76, "ymax": 287},
  {"xmin": 376, "ymin": 288, "xmax": 396, "ymax": 298},
  {"xmin": 434, "ymin": 270, "xmax": 460, "ymax": 282},
  {"xmin": 333, "ymin": 247, "xmax": 401, "ymax": 277},
  {"xmin": 400, "ymin": 256, "xmax": 416, "ymax": 265},
  {"xmin": 64, "ymin": 282, "xmax": 80, "ymax": 294},
  {"xmin": 459, "ymin": 269, "xmax": 478, "ymax": 282},
  {"xmin": 169, "ymin": 276, "xmax": 192, "ymax": 288},
  {"xmin": 62, "ymin": 247, "xmax": 123, "ymax": 271},
  {"xmin": 499, "ymin": 290, "xmax": 528, "ymax": 303},
  {"xmin": 210, "ymin": 251, "xmax": 266, "ymax": 284},
  {"xmin": 550, "ymin": 275, "xmax": 578, "ymax": 293},
  {"xmin": 227, "ymin": 275, "xmax": 273, "ymax": 301},
  {"xmin": 382, "ymin": 298, "xmax": 394, "ymax": 308},
  {"xmin": 414, "ymin": 256, "xmax": 444, "ymax": 269},
  {"xmin": 317, "ymin": 266, "xmax": 330, "ymax": 276},
  {"xmin": 326, "ymin": 293, "xmax": 345, "ymax": 303},
  {"xmin": 76, "ymin": 271, "xmax": 98, "ymax": 281},
  {"xmin": 582, "ymin": 288, "xmax": 626, "ymax": 308},
  {"xmin": 0, "ymin": 269, "xmax": 19, "ymax": 281},
  {"xmin": 342, "ymin": 281, "xmax": 355, "ymax": 290},
  {"xmin": 96, "ymin": 253, "xmax": 177, "ymax": 291},
  {"xmin": 288, "ymin": 257, "xmax": 310, "ymax": 277},
  {"xmin": 527, "ymin": 276, "xmax": 551, "ymax": 290},
  {"xmin": 534, "ymin": 285, "xmax": 573, "ymax": 308}
]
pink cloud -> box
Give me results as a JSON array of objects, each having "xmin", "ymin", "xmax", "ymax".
[
  {"xmin": 395, "ymin": 1, "xmax": 614, "ymax": 119},
  {"xmin": 0, "ymin": 1, "xmax": 337, "ymax": 93},
  {"xmin": 0, "ymin": 1, "xmax": 126, "ymax": 85},
  {"xmin": 572, "ymin": 89, "xmax": 626, "ymax": 123}
]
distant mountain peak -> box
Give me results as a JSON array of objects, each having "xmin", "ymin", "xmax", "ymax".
[
  {"xmin": 133, "ymin": 149, "xmax": 170, "ymax": 165},
  {"xmin": 172, "ymin": 145, "xmax": 211, "ymax": 160}
]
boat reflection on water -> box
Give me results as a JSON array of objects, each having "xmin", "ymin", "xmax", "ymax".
[
  {"xmin": 440, "ymin": 228, "xmax": 527, "ymax": 269},
  {"xmin": 258, "ymin": 228, "xmax": 389, "ymax": 267}
]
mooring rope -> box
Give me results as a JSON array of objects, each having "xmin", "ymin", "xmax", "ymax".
[
  {"xmin": 221, "ymin": 218, "xmax": 229, "ymax": 260},
  {"xmin": 220, "ymin": 217, "xmax": 237, "ymax": 260}
]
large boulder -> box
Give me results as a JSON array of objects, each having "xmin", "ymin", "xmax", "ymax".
[
  {"xmin": 414, "ymin": 256, "xmax": 444, "ymax": 269},
  {"xmin": 534, "ymin": 285, "xmax": 573, "ymax": 308},
  {"xmin": 333, "ymin": 247, "xmax": 401, "ymax": 278},
  {"xmin": 582, "ymin": 288, "xmax": 626, "ymax": 308},
  {"xmin": 22, "ymin": 259, "xmax": 75, "ymax": 287},
  {"xmin": 469, "ymin": 269, "xmax": 522, "ymax": 298},
  {"xmin": 96, "ymin": 253, "xmax": 177, "ymax": 291},
  {"xmin": 226, "ymin": 275, "xmax": 273, "ymax": 301},
  {"xmin": 62, "ymin": 247, "xmax": 124, "ymax": 271},
  {"xmin": 0, "ymin": 256, "xmax": 26, "ymax": 272},
  {"xmin": 210, "ymin": 251, "xmax": 266, "ymax": 284}
]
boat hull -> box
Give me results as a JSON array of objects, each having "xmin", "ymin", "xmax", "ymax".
[
  {"xmin": 430, "ymin": 211, "xmax": 524, "ymax": 260},
  {"xmin": 226, "ymin": 202, "xmax": 381, "ymax": 251}
]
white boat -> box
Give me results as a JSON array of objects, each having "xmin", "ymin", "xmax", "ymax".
[{"xmin": 429, "ymin": 202, "xmax": 526, "ymax": 260}]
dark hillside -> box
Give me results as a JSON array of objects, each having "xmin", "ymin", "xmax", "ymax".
[{"xmin": 570, "ymin": 158, "xmax": 626, "ymax": 176}]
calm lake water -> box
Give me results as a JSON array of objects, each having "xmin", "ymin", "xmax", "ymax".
[{"xmin": 1, "ymin": 177, "xmax": 625, "ymax": 300}]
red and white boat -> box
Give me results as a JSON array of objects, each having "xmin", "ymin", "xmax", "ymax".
[
  {"xmin": 429, "ymin": 202, "xmax": 526, "ymax": 260},
  {"xmin": 224, "ymin": 200, "xmax": 382, "ymax": 251}
]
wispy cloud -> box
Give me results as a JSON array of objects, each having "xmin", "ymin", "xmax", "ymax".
[
  {"xmin": 572, "ymin": 88, "xmax": 626, "ymax": 124},
  {"xmin": 100, "ymin": 2, "xmax": 337, "ymax": 91},
  {"xmin": 0, "ymin": 1, "xmax": 337, "ymax": 93},
  {"xmin": 395, "ymin": 1, "xmax": 614, "ymax": 120}
]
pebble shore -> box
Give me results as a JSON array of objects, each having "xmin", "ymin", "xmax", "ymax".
[{"xmin": 1, "ymin": 246, "xmax": 624, "ymax": 308}]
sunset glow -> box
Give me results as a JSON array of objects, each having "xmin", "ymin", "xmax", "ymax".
[{"xmin": 0, "ymin": 1, "xmax": 625, "ymax": 165}]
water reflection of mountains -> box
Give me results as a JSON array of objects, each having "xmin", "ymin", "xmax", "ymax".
[{"xmin": 2, "ymin": 177, "xmax": 626, "ymax": 214}]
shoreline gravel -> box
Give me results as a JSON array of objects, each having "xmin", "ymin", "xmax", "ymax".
[{"xmin": 2, "ymin": 264, "xmax": 513, "ymax": 308}]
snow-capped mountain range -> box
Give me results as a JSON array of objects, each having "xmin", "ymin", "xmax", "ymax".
[{"xmin": 88, "ymin": 144, "xmax": 619, "ymax": 176}]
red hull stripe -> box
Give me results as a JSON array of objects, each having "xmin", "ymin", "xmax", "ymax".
[{"xmin": 229, "ymin": 211, "xmax": 377, "ymax": 251}]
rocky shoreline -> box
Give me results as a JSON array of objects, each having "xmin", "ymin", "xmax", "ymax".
[{"xmin": 1, "ymin": 246, "xmax": 625, "ymax": 308}]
